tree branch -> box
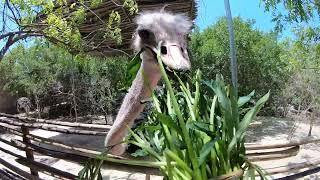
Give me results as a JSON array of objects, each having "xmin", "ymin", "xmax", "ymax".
[
  {"xmin": 5, "ymin": 0, "xmax": 21, "ymax": 26},
  {"xmin": 0, "ymin": 33, "xmax": 43, "ymax": 60},
  {"xmin": 0, "ymin": 30, "xmax": 39, "ymax": 40}
]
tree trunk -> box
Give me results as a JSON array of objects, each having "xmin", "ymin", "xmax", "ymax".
[
  {"xmin": 308, "ymin": 112, "xmax": 314, "ymax": 136},
  {"xmin": 34, "ymin": 94, "xmax": 41, "ymax": 118},
  {"xmin": 71, "ymin": 63, "xmax": 78, "ymax": 122},
  {"xmin": 104, "ymin": 113, "xmax": 108, "ymax": 124}
]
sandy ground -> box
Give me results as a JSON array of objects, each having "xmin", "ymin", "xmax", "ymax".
[
  {"xmin": 246, "ymin": 116, "xmax": 320, "ymax": 179},
  {"xmin": 0, "ymin": 115, "xmax": 319, "ymax": 179}
]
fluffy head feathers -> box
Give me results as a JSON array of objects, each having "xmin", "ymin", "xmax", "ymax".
[{"xmin": 132, "ymin": 11, "xmax": 193, "ymax": 51}]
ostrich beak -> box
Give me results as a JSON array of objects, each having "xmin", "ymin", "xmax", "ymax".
[{"xmin": 160, "ymin": 45, "xmax": 191, "ymax": 71}]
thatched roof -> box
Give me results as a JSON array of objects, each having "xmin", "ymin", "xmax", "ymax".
[{"xmin": 67, "ymin": 0, "xmax": 197, "ymax": 56}]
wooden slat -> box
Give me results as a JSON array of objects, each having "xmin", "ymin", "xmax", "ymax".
[
  {"xmin": 0, "ymin": 138, "xmax": 77, "ymax": 179},
  {"xmin": 0, "ymin": 113, "xmax": 111, "ymax": 129},
  {"xmin": 0, "ymin": 157, "xmax": 42, "ymax": 180},
  {"xmin": 264, "ymin": 159, "xmax": 320, "ymax": 175},
  {"xmin": 246, "ymin": 146, "xmax": 300, "ymax": 161},
  {"xmin": 0, "ymin": 168, "xmax": 26, "ymax": 180},
  {"xmin": 246, "ymin": 138, "xmax": 320, "ymax": 150},
  {"xmin": 0, "ymin": 117, "xmax": 108, "ymax": 136},
  {"xmin": 276, "ymin": 166, "xmax": 320, "ymax": 179}
]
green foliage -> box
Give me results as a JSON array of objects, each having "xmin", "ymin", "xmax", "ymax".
[
  {"xmin": 1, "ymin": 42, "xmax": 56, "ymax": 97},
  {"xmin": 124, "ymin": 49, "xmax": 143, "ymax": 89},
  {"xmin": 260, "ymin": 0, "xmax": 320, "ymax": 32},
  {"xmin": 278, "ymin": 28, "xmax": 320, "ymax": 114},
  {"xmin": 7, "ymin": 0, "xmax": 138, "ymax": 50},
  {"xmin": 190, "ymin": 17, "xmax": 292, "ymax": 113},
  {"xmin": 127, "ymin": 46, "xmax": 270, "ymax": 179},
  {"xmin": 0, "ymin": 41, "xmax": 128, "ymax": 118},
  {"xmin": 78, "ymin": 158, "xmax": 103, "ymax": 180}
]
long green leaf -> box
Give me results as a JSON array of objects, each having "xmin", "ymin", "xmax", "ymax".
[
  {"xmin": 158, "ymin": 113, "xmax": 182, "ymax": 136},
  {"xmin": 198, "ymin": 138, "xmax": 218, "ymax": 166},
  {"xmin": 238, "ymin": 90, "xmax": 255, "ymax": 107},
  {"xmin": 228, "ymin": 91, "xmax": 270, "ymax": 152},
  {"xmin": 187, "ymin": 121, "xmax": 216, "ymax": 138},
  {"xmin": 125, "ymin": 49, "xmax": 143, "ymax": 88}
]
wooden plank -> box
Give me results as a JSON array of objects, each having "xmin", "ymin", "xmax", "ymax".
[
  {"xmin": 0, "ymin": 168, "xmax": 26, "ymax": 180},
  {"xmin": 0, "ymin": 124, "xmax": 102, "ymax": 158},
  {"xmin": 264, "ymin": 159, "xmax": 320, "ymax": 175},
  {"xmin": 14, "ymin": 140, "xmax": 162, "ymax": 176},
  {"xmin": 246, "ymin": 146, "xmax": 300, "ymax": 161},
  {"xmin": 0, "ymin": 113, "xmax": 111, "ymax": 129},
  {"xmin": 16, "ymin": 158, "xmax": 77, "ymax": 180},
  {"xmin": 0, "ymin": 117, "xmax": 107, "ymax": 135},
  {"xmin": 0, "ymin": 157, "xmax": 42, "ymax": 180},
  {"xmin": 246, "ymin": 138, "xmax": 320, "ymax": 150},
  {"xmin": 276, "ymin": 166, "xmax": 320, "ymax": 179},
  {"xmin": 0, "ymin": 138, "xmax": 77, "ymax": 179}
]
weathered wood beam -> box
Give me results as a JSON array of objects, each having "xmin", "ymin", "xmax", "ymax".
[
  {"xmin": 0, "ymin": 117, "xmax": 108, "ymax": 135},
  {"xmin": 0, "ymin": 113, "xmax": 111, "ymax": 129},
  {"xmin": 246, "ymin": 138, "xmax": 320, "ymax": 150},
  {"xmin": 0, "ymin": 138, "xmax": 77, "ymax": 179},
  {"xmin": 247, "ymin": 146, "xmax": 299, "ymax": 162},
  {"xmin": 263, "ymin": 159, "xmax": 320, "ymax": 175},
  {"xmin": 16, "ymin": 158, "xmax": 77, "ymax": 180},
  {"xmin": 0, "ymin": 157, "xmax": 41, "ymax": 180}
]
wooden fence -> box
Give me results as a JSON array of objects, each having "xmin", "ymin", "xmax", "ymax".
[{"xmin": 0, "ymin": 112, "xmax": 319, "ymax": 179}]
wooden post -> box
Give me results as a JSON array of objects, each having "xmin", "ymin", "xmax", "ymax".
[{"xmin": 21, "ymin": 125, "xmax": 39, "ymax": 177}]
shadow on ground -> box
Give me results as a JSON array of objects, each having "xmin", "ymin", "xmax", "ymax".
[{"xmin": 246, "ymin": 116, "xmax": 295, "ymax": 143}]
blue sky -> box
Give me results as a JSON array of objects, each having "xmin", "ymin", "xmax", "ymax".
[{"xmin": 196, "ymin": 0, "xmax": 293, "ymax": 38}]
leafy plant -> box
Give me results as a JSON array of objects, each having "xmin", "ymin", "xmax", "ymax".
[
  {"xmin": 128, "ymin": 44, "xmax": 270, "ymax": 179},
  {"xmin": 78, "ymin": 158, "xmax": 104, "ymax": 180}
]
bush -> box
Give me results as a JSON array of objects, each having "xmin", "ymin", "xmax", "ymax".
[
  {"xmin": 0, "ymin": 40, "xmax": 128, "ymax": 119},
  {"xmin": 190, "ymin": 17, "xmax": 292, "ymax": 114}
]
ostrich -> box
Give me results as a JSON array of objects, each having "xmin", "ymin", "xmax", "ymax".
[
  {"xmin": 16, "ymin": 97, "xmax": 32, "ymax": 116},
  {"xmin": 105, "ymin": 11, "xmax": 193, "ymax": 155}
]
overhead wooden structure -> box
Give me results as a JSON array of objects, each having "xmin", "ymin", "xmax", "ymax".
[{"xmin": 55, "ymin": 0, "xmax": 197, "ymax": 56}]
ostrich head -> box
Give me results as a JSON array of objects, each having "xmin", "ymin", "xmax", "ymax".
[{"xmin": 132, "ymin": 11, "xmax": 193, "ymax": 71}]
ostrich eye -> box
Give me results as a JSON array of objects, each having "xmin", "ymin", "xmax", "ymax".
[
  {"xmin": 161, "ymin": 46, "xmax": 167, "ymax": 55},
  {"xmin": 187, "ymin": 35, "xmax": 191, "ymax": 41}
]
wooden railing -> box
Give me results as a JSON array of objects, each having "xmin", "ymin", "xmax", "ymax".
[{"xmin": 0, "ymin": 113, "xmax": 319, "ymax": 179}]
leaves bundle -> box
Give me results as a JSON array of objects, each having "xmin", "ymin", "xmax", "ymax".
[{"xmin": 129, "ymin": 45, "xmax": 270, "ymax": 179}]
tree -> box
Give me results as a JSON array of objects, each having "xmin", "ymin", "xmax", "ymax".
[
  {"xmin": 260, "ymin": 0, "xmax": 320, "ymax": 32},
  {"xmin": 0, "ymin": 40, "xmax": 128, "ymax": 120},
  {"xmin": 0, "ymin": 0, "xmax": 138, "ymax": 60},
  {"xmin": 279, "ymin": 27, "xmax": 320, "ymax": 134},
  {"xmin": 190, "ymin": 17, "xmax": 292, "ymax": 100},
  {"xmin": 1, "ymin": 42, "xmax": 56, "ymax": 117}
]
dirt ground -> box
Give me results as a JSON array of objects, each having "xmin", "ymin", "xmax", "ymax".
[
  {"xmin": 0, "ymin": 115, "xmax": 319, "ymax": 180},
  {"xmin": 246, "ymin": 116, "xmax": 320, "ymax": 179}
]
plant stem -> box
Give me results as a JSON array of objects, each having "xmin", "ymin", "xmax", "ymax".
[{"xmin": 156, "ymin": 44, "xmax": 202, "ymax": 180}]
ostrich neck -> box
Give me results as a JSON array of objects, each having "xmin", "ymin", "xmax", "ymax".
[{"xmin": 106, "ymin": 53, "xmax": 161, "ymax": 146}]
